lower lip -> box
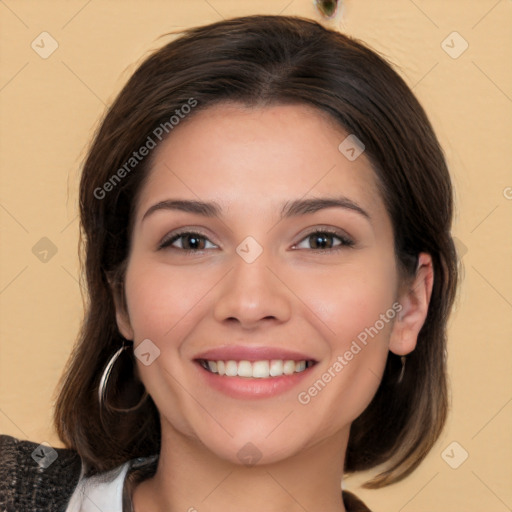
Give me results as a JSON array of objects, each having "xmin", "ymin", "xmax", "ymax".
[{"xmin": 195, "ymin": 362, "xmax": 315, "ymax": 399}]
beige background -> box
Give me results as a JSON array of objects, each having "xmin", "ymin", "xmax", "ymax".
[{"xmin": 1, "ymin": 1, "xmax": 511, "ymax": 510}]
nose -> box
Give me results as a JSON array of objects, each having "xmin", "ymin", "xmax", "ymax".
[{"xmin": 213, "ymin": 250, "xmax": 292, "ymax": 329}]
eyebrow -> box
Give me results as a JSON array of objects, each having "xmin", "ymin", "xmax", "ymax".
[{"xmin": 141, "ymin": 196, "xmax": 370, "ymax": 223}]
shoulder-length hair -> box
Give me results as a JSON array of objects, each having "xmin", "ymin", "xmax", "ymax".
[{"xmin": 53, "ymin": 14, "xmax": 458, "ymax": 489}]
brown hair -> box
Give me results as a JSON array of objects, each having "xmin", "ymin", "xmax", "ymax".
[{"xmin": 53, "ymin": 14, "xmax": 458, "ymax": 489}]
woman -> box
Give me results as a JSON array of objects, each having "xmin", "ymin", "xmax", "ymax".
[{"xmin": 0, "ymin": 15, "xmax": 458, "ymax": 512}]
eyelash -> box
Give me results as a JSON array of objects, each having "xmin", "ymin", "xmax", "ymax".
[{"xmin": 157, "ymin": 228, "xmax": 355, "ymax": 253}]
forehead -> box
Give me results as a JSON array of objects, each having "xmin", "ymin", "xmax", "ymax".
[{"xmin": 136, "ymin": 102, "xmax": 385, "ymax": 222}]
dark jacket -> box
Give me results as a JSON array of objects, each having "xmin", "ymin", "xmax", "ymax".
[{"xmin": 0, "ymin": 435, "xmax": 372, "ymax": 511}]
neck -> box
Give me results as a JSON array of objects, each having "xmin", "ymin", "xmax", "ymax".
[{"xmin": 132, "ymin": 423, "xmax": 349, "ymax": 512}]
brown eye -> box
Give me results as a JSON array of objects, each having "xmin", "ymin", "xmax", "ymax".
[
  {"xmin": 294, "ymin": 230, "xmax": 354, "ymax": 251},
  {"xmin": 159, "ymin": 232, "xmax": 216, "ymax": 252},
  {"xmin": 310, "ymin": 232, "xmax": 335, "ymax": 249},
  {"xmin": 180, "ymin": 234, "xmax": 206, "ymax": 250}
]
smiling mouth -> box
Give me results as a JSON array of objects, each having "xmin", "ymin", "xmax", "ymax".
[{"xmin": 196, "ymin": 359, "xmax": 317, "ymax": 378}]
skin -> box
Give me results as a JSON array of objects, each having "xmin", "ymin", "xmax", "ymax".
[{"xmin": 113, "ymin": 103, "xmax": 433, "ymax": 512}]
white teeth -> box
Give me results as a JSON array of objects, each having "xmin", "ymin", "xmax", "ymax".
[
  {"xmin": 283, "ymin": 360, "xmax": 296, "ymax": 375},
  {"xmin": 237, "ymin": 360, "xmax": 253, "ymax": 378},
  {"xmin": 225, "ymin": 360, "xmax": 238, "ymax": 377},
  {"xmin": 252, "ymin": 361, "xmax": 270, "ymax": 378},
  {"xmin": 201, "ymin": 359, "xmax": 313, "ymax": 378},
  {"xmin": 269, "ymin": 359, "xmax": 283, "ymax": 376}
]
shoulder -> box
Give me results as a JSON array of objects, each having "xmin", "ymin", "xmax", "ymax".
[{"xmin": 0, "ymin": 434, "xmax": 82, "ymax": 512}]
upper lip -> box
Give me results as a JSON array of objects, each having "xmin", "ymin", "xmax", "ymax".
[{"xmin": 193, "ymin": 346, "xmax": 317, "ymax": 362}]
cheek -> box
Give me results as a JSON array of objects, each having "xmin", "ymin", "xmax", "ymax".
[
  {"xmin": 295, "ymin": 255, "xmax": 398, "ymax": 346},
  {"xmin": 291, "ymin": 256, "xmax": 397, "ymax": 427},
  {"xmin": 123, "ymin": 256, "xmax": 213, "ymax": 342},
  {"xmin": 123, "ymin": 258, "xmax": 218, "ymax": 435}
]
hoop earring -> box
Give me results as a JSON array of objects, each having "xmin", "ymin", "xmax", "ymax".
[
  {"xmin": 397, "ymin": 355, "xmax": 406, "ymax": 384},
  {"xmin": 98, "ymin": 343, "xmax": 149, "ymax": 413}
]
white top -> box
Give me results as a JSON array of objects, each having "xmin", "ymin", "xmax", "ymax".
[{"xmin": 65, "ymin": 456, "xmax": 157, "ymax": 512}]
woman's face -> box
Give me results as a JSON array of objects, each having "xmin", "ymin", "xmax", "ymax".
[{"xmin": 115, "ymin": 103, "xmax": 417, "ymax": 465}]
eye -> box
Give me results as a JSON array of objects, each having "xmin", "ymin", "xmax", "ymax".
[
  {"xmin": 158, "ymin": 231, "xmax": 217, "ymax": 252},
  {"xmin": 293, "ymin": 229, "xmax": 354, "ymax": 251},
  {"xmin": 158, "ymin": 228, "xmax": 354, "ymax": 253}
]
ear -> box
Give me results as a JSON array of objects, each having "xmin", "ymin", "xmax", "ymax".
[
  {"xmin": 389, "ymin": 253, "xmax": 434, "ymax": 356},
  {"xmin": 108, "ymin": 276, "xmax": 134, "ymax": 341}
]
